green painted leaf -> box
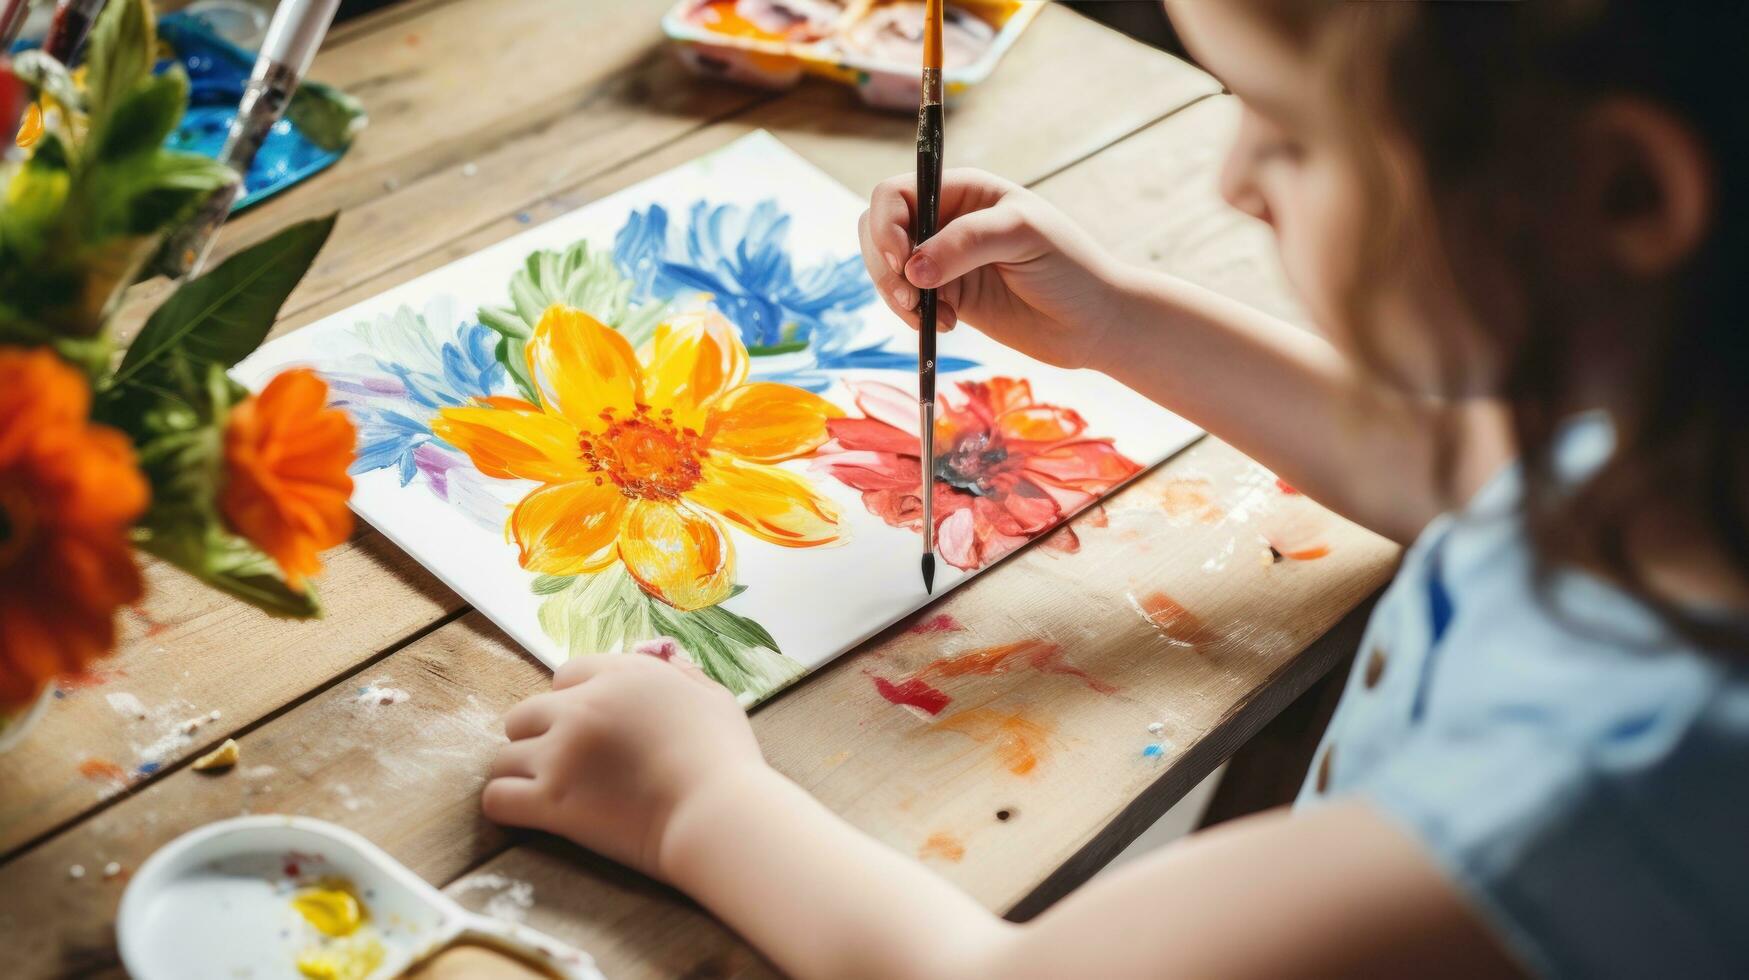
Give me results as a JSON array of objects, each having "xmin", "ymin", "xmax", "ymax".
[
  {"xmin": 531, "ymin": 574, "xmax": 575, "ymax": 596},
  {"xmin": 537, "ymin": 565, "xmax": 803, "ymax": 706},
  {"xmin": 112, "ymin": 214, "xmax": 335, "ymax": 387},
  {"xmin": 477, "ymin": 238, "xmax": 668, "ymax": 348}
]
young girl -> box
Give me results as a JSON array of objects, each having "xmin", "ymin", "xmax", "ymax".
[{"xmin": 481, "ymin": 3, "xmax": 1748, "ymax": 976}]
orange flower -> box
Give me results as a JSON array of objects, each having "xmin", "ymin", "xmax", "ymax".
[
  {"xmin": 0, "ymin": 348, "xmax": 148, "ymax": 710},
  {"xmin": 220, "ymin": 369, "xmax": 356, "ymax": 590},
  {"xmin": 434, "ymin": 307, "xmax": 844, "ymax": 611}
]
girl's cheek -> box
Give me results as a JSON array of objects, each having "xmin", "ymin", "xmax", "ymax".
[{"xmin": 1264, "ymin": 163, "xmax": 1361, "ymax": 346}]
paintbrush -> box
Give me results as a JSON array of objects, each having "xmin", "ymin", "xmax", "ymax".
[
  {"xmin": 153, "ymin": 0, "xmax": 340, "ymax": 281},
  {"xmin": 914, "ymin": 0, "xmax": 944, "ymax": 594},
  {"xmin": 0, "ymin": 0, "xmax": 32, "ymax": 53},
  {"xmin": 41, "ymin": 0, "xmax": 107, "ymax": 64}
]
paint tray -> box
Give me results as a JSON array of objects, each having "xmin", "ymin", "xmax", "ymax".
[
  {"xmin": 9, "ymin": 11, "xmax": 366, "ymax": 213},
  {"xmin": 118, "ymin": 815, "xmax": 602, "ymax": 979},
  {"xmin": 662, "ymin": 0, "xmax": 1045, "ymax": 111}
]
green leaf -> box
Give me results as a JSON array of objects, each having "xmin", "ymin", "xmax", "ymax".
[
  {"xmin": 83, "ymin": 0, "xmax": 155, "ymax": 126},
  {"xmin": 89, "ymin": 148, "xmax": 234, "ymax": 238},
  {"xmin": 112, "ymin": 214, "xmax": 336, "ymax": 387},
  {"xmin": 286, "ymin": 80, "xmax": 368, "ymax": 153},
  {"xmin": 530, "ymin": 574, "xmax": 575, "ymax": 596},
  {"xmin": 95, "ymin": 67, "xmax": 189, "ymax": 162},
  {"xmin": 138, "ymin": 519, "xmax": 323, "ymax": 619},
  {"xmin": 537, "ymin": 566, "xmax": 803, "ymax": 706}
]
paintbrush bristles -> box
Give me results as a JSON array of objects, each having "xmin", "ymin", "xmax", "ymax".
[{"xmin": 923, "ymin": 0, "xmax": 945, "ymax": 70}]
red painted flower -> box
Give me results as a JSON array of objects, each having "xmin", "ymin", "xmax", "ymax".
[{"xmin": 813, "ymin": 378, "xmax": 1141, "ymax": 571}]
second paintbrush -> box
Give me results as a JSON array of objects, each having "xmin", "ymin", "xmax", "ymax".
[{"xmin": 914, "ymin": 0, "xmax": 945, "ymax": 594}]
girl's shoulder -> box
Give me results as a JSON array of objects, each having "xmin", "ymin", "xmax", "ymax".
[{"xmin": 1303, "ymin": 442, "xmax": 1749, "ymax": 979}]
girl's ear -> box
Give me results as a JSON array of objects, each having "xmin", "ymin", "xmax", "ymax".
[{"xmin": 1580, "ymin": 99, "xmax": 1714, "ymax": 277}]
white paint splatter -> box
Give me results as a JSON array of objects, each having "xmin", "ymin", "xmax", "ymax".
[
  {"xmin": 105, "ymin": 692, "xmax": 148, "ymax": 720},
  {"xmin": 451, "ymin": 873, "xmax": 534, "ymax": 923},
  {"xmin": 355, "ymin": 680, "xmax": 411, "ymax": 706},
  {"xmin": 240, "ymin": 765, "xmax": 278, "ymax": 779}
]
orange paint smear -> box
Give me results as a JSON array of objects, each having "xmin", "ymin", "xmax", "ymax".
[
  {"xmin": 58, "ymin": 668, "xmax": 126, "ymax": 690},
  {"xmin": 917, "ymin": 639, "xmax": 1116, "ymax": 695},
  {"xmin": 1132, "ymin": 591, "xmax": 1219, "ymax": 646},
  {"xmin": 1039, "ymin": 525, "xmax": 1081, "ymax": 556},
  {"xmin": 78, "ymin": 758, "xmax": 129, "ymax": 782},
  {"xmin": 918, "ymin": 832, "xmax": 966, "ymax": 863},
  {"xmin": 1158, "ymin": 479, "xmax": 1225, "ymax": 523},
  {"xmin": 938, "ymin": 708, "xmax": 1052, "ymax": 776},
  {"xmin": 1084, "ymin": 503, "xmax": 1110, "ymax": 529}
]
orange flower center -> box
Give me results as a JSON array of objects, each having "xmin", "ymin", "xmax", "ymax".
[
  {"xmin": 580, "ymin": 404, "xmax": 708, "ymax": 500},
  {"xmin": 0, "ymin": 481, "xmax": 36, "ymax": 570}
]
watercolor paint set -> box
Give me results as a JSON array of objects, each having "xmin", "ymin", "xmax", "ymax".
[
  {"xmin": 662, "ymin": 0, "xmax": 1044, "ymax": 110},
  {"xmin": 118, "ymin": 816, "xmax": 601, "ymax": 979}
]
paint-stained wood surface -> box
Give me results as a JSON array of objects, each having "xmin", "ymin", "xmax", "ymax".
[{"xmin": 0, "ymin": 2, "xmax": 1396, "ymax": 976}]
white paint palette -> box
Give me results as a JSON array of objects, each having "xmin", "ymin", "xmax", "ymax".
[{"xmin": 118, "ymin": 816, "xmax": 601, "ymax": 979}]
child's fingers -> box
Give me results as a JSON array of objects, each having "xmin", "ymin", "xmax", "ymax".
[
  {"xmin": 553, "ymin": 651, "xmax": 643, "ymax": 689},
  {"xmin": 859, "ymin": 209, "xmax": 916, "ymax": 315},
  {"xmin": 503, "ymin": 693, "xmax": 558, "ymax": 740},
  {"xmin": 481, "ymin": 776, "xmax": 546, "ymax": 828},
  {"xmin": 906, "ymin": 207, "xmax": 1035, "ymax": 290},
  {"xmin": 868, "ymin": 173, "xmax": 918, "ymax": 272},
  {"xmin": 490, "ymin": 737, "xmax": 542, "ymax": 779}
]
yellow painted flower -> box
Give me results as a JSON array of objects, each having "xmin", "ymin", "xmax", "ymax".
[{"xmin": 434, "ymin": 306, "xmax": 845, "ymax": 610}]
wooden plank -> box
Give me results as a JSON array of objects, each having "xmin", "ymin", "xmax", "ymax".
[
  {"xmin": 0, "ymin": 3, "xmax": 1220, "ymax": 864},
  {"xmin": 0, "ymin": 440, "xmax": 1390, "ymax": 978}
]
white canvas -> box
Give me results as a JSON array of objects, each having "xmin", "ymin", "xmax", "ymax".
[{"xmin": 237, "ymin": 131, "xmax": 1203, "ymax": 705}]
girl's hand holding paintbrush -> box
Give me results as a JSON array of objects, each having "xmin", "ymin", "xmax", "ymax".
[{"xmin": 859, "ymin": 169, "xmax": 1127, "ymax": 370}]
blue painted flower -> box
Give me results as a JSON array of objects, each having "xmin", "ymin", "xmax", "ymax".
[
  {"xmin": 615, "ymin": 200, "xmax": 977, "ymax": 391},
  {"xmin": 319, "ymin": 298, "xmax": 525, "ymax": 527}
]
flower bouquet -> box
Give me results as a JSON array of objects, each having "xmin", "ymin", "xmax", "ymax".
[{"xmin": 0, "ymin": 0, "xmax": 354, "ymax": 742}]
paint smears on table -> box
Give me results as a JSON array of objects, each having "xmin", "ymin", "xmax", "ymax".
[
  {"xmin": 917, "ymin": 639, "xmax": 1116, "ymax": 695},
  {"xmin": 870, "ymin": 673, "xmax": 953, "ymax": 718},
  {"xmin": 936, "ymin": 708, "xmax": 1053, "ymax": 776},
  {"xmin": 905, "ymin": 612, "xmax": 967, "ymax": 635},
  {"xmin": 1128, "ymin": 591, "xmax": 1220, "ymax": 647},
  {"xmin": 918, "ymin": 831, "xmax": 966, "ymax": 863}
]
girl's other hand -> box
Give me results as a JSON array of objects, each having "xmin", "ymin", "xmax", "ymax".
[
  {"xmin": 859, "ymin": 168, "xmax": 1131, "ymax": 370},
  {"xmin": 482, "ymin": 652, "xmax": 765, "ymax": 880}
]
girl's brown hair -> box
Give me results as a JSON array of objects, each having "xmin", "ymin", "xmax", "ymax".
[{"xmin": 1257, "ymin": 1, "xmax": 1748, "ymax": 649}]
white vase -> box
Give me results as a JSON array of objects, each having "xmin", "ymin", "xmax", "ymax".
[{"xmin": 0, "ymin": 686, "xmax": 51, "ymax": 754}]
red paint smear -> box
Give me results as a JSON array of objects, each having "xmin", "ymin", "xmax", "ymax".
[
  {"xmin": 1134, "ymin": 591, "xmax": 1218, "ymax": 646},
  {"xmin": 871, "ymin": 675, "xmax": 952, "ymax": 716},
  {"xmin": 129, "ymin": 603, "xmax": 169, "ymax": 637},
  {"xmin": 78, "ymin": 758, "xmax": 128, "ymax": 782},
  {"xmin": 1275, "ymin": 478, "xmax": 1300, "ymax": 495},
  {"xmin": 906, "ymin": 613, "xmax": 967, "ymax": 635},
  {"xmin": 918, "ymin": 639, "xmax": 1117, "ymax": 695},
  {"xmin": 1085, "ymin": 503, "xmax": 1110, "ymax": 529}
]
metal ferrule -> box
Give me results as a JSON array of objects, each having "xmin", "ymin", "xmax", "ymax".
[{"xmin": 921, "ymin": 67, "xmax": 943, "ymax": 107}]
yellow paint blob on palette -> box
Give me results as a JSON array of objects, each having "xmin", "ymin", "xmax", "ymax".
[{"xmin": 236, "ymin": 131, "xmax": 1205, "ymax": 708}]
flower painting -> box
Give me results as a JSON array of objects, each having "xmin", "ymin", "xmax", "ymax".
[
  {"xmin": 814, "ymin": 379, "xmax": 1142, "ymax": 572},
  {"xmin": 235, "ymin": 132, "xmax": 1204, "ymax": 706}
]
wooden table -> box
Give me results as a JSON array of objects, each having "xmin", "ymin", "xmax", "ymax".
[{"xmin": 0, "ymin": 2, "xmax": 1397, "ymax": 975}]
